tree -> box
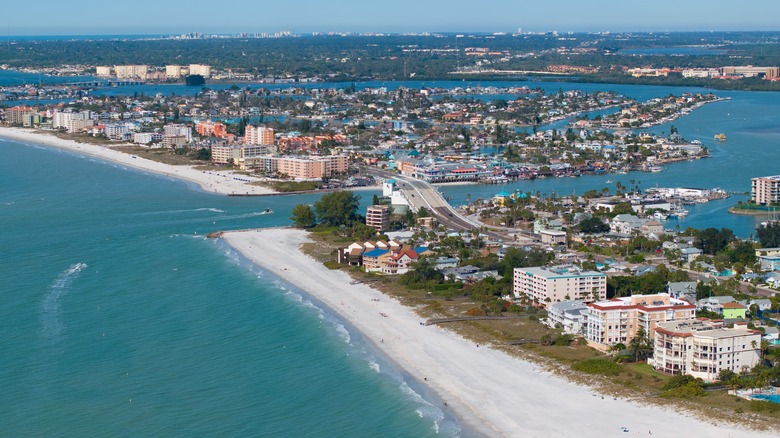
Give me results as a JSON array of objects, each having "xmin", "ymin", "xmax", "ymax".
[
  {"xmin": 194, "ymin": 148, "xmax": 211, "ymax": 161},
  {"xmin": 695, "ymin": 227, "xmax": 734, "ymax": 255},
  {"xmin": 628, "ymin": 327, "xmax": 652, "ymax": 362},
  {"xmin": 578, "ymin": 217, "xmax": 610, "ymax": 234},
  {"xmin": 314, "ymin": 191, "xmax": 361, "ymax": 227},
  {"xmin": 757, "ymin": 222, "xmax": 780, "ymax": 248},
  {"xmin": 290, "ymin": 204, "xmax": 316, "ymax": 228},
  {"xmin": 351, "ymin": 223, "xmax": 378, "ymax": 241}
]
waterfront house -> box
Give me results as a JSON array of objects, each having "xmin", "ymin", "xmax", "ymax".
[{"xmin": 756, "ymin": 248, "xmax": 780, "ymax": 271}]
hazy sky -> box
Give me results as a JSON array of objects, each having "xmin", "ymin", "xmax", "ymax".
[{"xmin": 4, "ymin": 0, "xmax": 780, "ymax": 35}]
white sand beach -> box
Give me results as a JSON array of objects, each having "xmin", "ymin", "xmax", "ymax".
[
  {"xmin": 0, "ymin": 126, "xmax": 276, "ymax": 195},
  {"xmin": 223, "ymin": 227, "xmax": 774, "ymax": 438}
]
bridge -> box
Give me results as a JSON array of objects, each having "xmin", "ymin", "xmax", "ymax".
[{"xmin": 61, "ymin": 80, "xmax": 147, "ymax": 87}]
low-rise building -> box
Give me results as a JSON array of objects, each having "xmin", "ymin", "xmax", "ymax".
[
  {"xmin": 546, "ymin": 300, "xmax": 589, "ymax": 335},
  {"xmin": 650, "ymin": 319, "xmax": 762, "ymax": 381},
  {"xmin": 539, "ymin": 229, "xmax": 567, "ymax": 246},
  {"xmin": 585, "ymin": 293, "xmax": 696, "ymax": 351},
  {"xmin": 513, "ymin": 266, "xmax": 606, "ymax": 308}
]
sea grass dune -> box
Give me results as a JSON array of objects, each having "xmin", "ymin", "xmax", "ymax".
[
  {"xmin": 222, "ymin": 227, "xmax": 773, "ymax": 438},
  {"xmin": 0, "ymin": 126, "xmax": 276, "ymax": 196}
]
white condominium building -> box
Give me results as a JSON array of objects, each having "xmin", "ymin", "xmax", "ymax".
[
  {"xmin": 513, "ymin": 266, "xmax": 606, "ymax": 308},
  {"xmin": 650, "ymin": 319, "xmax": 761, "ymax": 382}
]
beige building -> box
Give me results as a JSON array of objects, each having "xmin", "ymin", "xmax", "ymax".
[
  {"xmin": 721, "ymin": 66, "xmax": 779, "ymax": 79},
  {"xmin": 165, "ymin": 65, "xmax": 183, "ymax": 79},
  {"xmin": 539, "ymin": 230, "xmax": 566, "ymax": 246},
  {"xmin": 211, "ymin": 145, "xmax": 269, "ymax": 165},
  {"xmin": 650, "ymin": 319, "xmax": 761, "ymax": 381},
  {"xmin": 95, "ymin": 66, "xmax": 112, "ymax": 77},
  {"xmin": 188, "ymin": 64, "xmax": 211, "ymax": 78},
  {"xmin": 585, "ymin": 293, "xmax": 696, "ymax": 351},
  {"xmin": 366, "ymin": 205, "xmax": 390, "ymax": 232},
  {"xmin": 114, "ymin": 65, "xmax": 149, "ymax": 79},
  {"xmin": 245, "ymin": 125, "xmax": 274, "ymax": 145},
  {"xmin": 752, "ymin": 175, "xmax": 780, "ymax": 206},
  {"xmin": 513, "ymin": 266, "xmax": 606, "ymax": 308}
]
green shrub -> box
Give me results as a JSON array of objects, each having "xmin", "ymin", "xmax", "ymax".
[
  {"xmin": 572, "ymin": 359, "xmax": 621, "ymax": 376},
  {"xmin": 749, "ymin": 400, "xmax": 780, "ymax": 414},
  {"xmin": 661, "ymin": 382, "xmax": 705, "ymax": 399},
  {"xmin": 323, "ymin": 261, "xmax": 343, "ymax": 270}
]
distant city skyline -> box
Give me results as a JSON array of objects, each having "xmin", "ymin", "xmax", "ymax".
[{"xmin": 3, "ymin": 0, "xmax": 780, "ymax": 36}]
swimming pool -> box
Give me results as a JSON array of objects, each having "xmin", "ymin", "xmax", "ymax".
[{"xmin": 752, "ymin": 393, "xmax": 780, "ymax": 404}]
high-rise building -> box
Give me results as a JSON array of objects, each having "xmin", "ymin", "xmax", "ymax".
[
  {"xmin": 245, "ymin": 125, "xmax": 274, "ymax": 145},
  {"xmin": 366, "ymin": 205, "xmax": 390, "ymax": 232},
  {"xmin": 513, "ymin": 266, "xmax": 606, "ymax": 308},
  {"xmin": 165, "ymin": 65, "xmax": 183, "ymax": 79},
  {"xmin": 650, "ymin": 319, "xmax": 761, "ymax": 381},
  {"xmin": 188, "ymin": 64, "xmax": 211, "ymax": 78},
  {"xmin": 585, "ymin": 293, "xmax": 695, "ymax": 351},
  {"xmin": 95, "ymin": 66, "xmax": 112, "ymax": 77},
  {"xmin": 752, "ymin": 175, "xmax": 780, "ymax": 205}
]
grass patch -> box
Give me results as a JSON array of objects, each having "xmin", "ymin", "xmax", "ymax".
[
  {"xmin": 257, "ymin": 180, "xmax": 323, "ymax": 192},
  {"xmin": 572, "ymin": 359, "xmax": 621, "ymax": 376}
]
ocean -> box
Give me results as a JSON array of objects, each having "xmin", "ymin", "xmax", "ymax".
[
  {"xmin": 2, "ymin": 77, "xmax": 779, "ymax": 435},
  {"xmin": 0, "ymin": 140, "xmax": 458, "ymax": 437}
]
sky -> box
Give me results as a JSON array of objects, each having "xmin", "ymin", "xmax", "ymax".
[{"xmin": 3, "ymin": 0, "xmax": 780, "ymax": 36}]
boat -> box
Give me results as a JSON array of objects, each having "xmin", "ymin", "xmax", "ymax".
[
  {"xmin": 605, "ymin": 179, "xmax": 613, "ymax": 184},
  {"xmin": 648, "ymin": 166, "xmax": 663, "ymax": 173},
  {"xmin": 714, "ymin": 133, "xmax": 726, "ymax": 141},
  {"xmin": 259, "ymin": 208, "xmax": 274, "ymax": 215}
]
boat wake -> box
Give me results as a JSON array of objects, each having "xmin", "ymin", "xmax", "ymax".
[{"xmin": 41, "ymin": 263, "xmax": 87, "ymax": 339}]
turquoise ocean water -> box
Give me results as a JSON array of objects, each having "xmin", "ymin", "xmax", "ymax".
[{"xmin": 0, "ymin": 140, "xmax": 461, "ymax": 437}]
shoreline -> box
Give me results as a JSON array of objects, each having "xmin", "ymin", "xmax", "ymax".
[
  {"xmin": 0, "ymin": 126, "xmax": 277, "ymax": 196},
  {"xmin": 221, "ymin": 227, "xmax": 774, "ymax": 438}
]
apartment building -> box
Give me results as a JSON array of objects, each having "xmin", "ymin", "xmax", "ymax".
[
  {"xmin": 95, "ymin": 66, "xmax": 112, "ymax": 77},
  {"xmin": 513, "ymin": 266, "xmax": 606, "ymax": 308},
  {"xmin": 4, "ymin": 106, "xmax": 36, "ymax": 126},
  {"xmin": 163, "ymin": 124, "xmax": 192, "ymax": 142},
  {"xmin": 211, "ymin": 145, "xmax": 268, "ymax": 165},
  {"xmin": 53, "ymin": 110, "xmax": 94, "ymax": 133},
  {"xmin": 165, "ymin": 65, "xmax": 183, "ymax": 79},
  {"xmin": 196, "ymin": 120, "xmax": 228, "ymax": 138},
  {"xmin": 366, "ymin": 205, "xmax": 390, "ymax": 232},
  {"xmin": 585, "ymin": 293, "xmax": 696, "ymax": 351},
  {"xmin": 650, "ymin": 319, "xmax": 761, "ymax": 381},
  {"xmin": 244, "ymin": 125, "xmax": 274, "ymax": 145},
  {"xmin": 752, "ymin": 175, "xmax": 780, "ymax": 206},
  {"xmin": 114, "ymin": 65, "xmax": 149, "ymax": 80},
  {"xmin": 188, "ymin": 64, "xmax": 211, "ymax": 78}
]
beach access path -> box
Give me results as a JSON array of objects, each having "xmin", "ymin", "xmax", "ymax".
[
  {"xmin": 223, "ymin": 227, "xmax": 773, "ymax": 438},
  {"xmin": 0, "ymin": 126, "xmax": 276, "ymax": 196}
]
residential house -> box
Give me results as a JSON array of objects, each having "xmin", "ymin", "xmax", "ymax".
[
  {"xmin": 697, "ymin": 296, "xmax": 736, "ymax": 313},
  {"xmin": 610, "ymin": 214, "xmax": 648, "ymax": 235},
  {"xmin": 756, "ymin": 248, "xmax": 780, "ymax": 271},
  {"xmin": 546, "ymin": 301, "xmax": 589, "ymax": 335},
  {"xmin": 667, "ymin": 281, "xmax": 697, "ymax": 302},
  {"xmin": 721, "ymin": 302, "xmax": 747, "ymax": 320},
  {"xmin": 681, "ymin": 247, "xmax": 703, "ymax": 263}
]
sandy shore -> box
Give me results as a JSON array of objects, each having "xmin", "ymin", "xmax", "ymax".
[
  {"xmin": 0, "ymin": 126, "xmax": 276, "ymax": 196},
  {"xmin": 222, "ymin": 227, "xmax": 773, "ymax": 438}
]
